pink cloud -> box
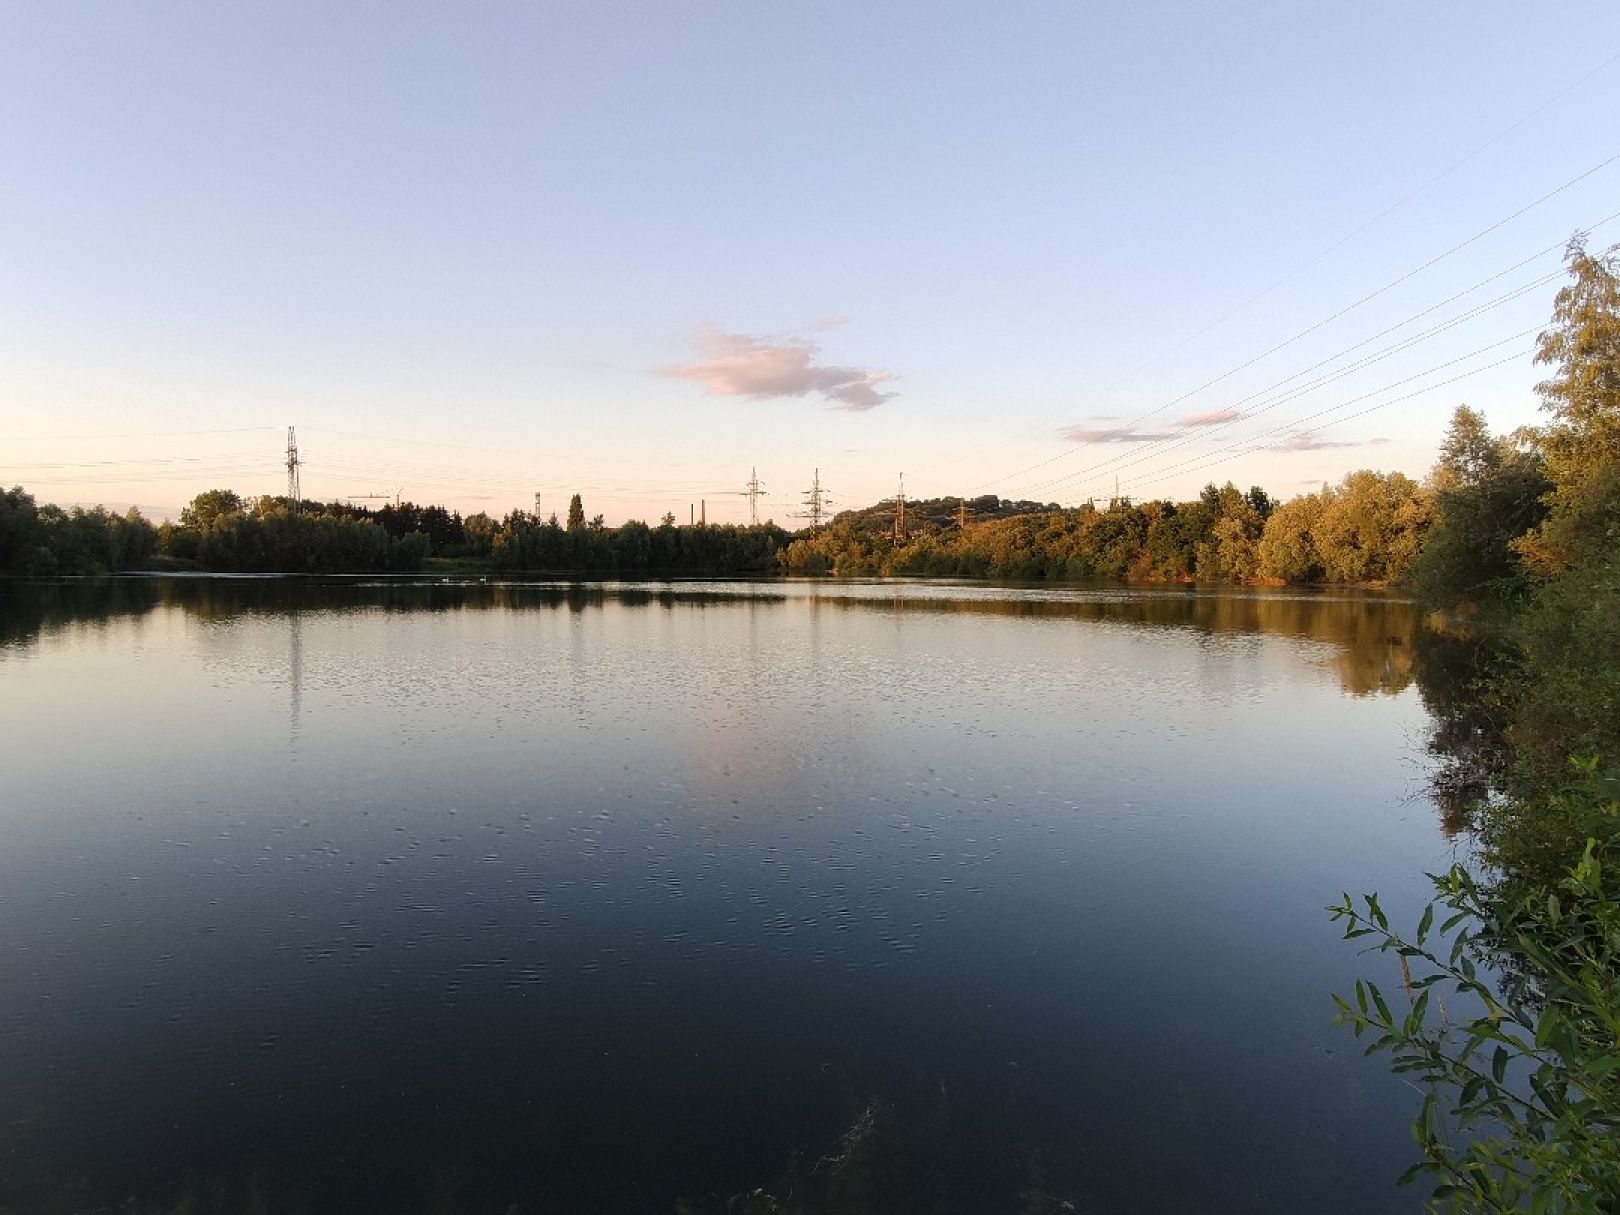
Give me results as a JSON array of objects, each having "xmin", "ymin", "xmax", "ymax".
[
  {"xmin": 1268, "ymin": 431, "xmax": 1390, "ymax": 452},
  {"xmin": 1175, "ymin": 408, "xmax": 1244, "ymax": 428},
  {"xmin": 1059, "ymin": 426, "xmax": 1172, "ymax": 444},
  {"xmin": 659, "ymin": 324, "xmax": 896, "ymax": 411}
]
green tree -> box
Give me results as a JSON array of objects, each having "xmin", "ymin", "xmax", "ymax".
[
  {"xmin": 1313, "ymin": 470, "xmax": 1430, "ymax": 584},
  {"xmin": 1516, "ymin": 244, "xmax": 1620, "ymax": 576},
  {"xmin": 1508, "ymin": 240, "xmax": 1620, "ymax": 766},
  {"xmin": 1431, "ymin": 405, "xmax": 1499, "ymax": 495},
  {"xmin": 1208, "ymin": 482, "xmax": 1264, "ymax": 580},
  {"xmin": 1257, "ymin": 493, "xmax": 1325, "ymax": 582},
  {"xmin": 0, "ymin": 486, "xmax": 45, "ymax": 573},
  {"xmin": 462, "ymin": 511, "xmax": 496, "ymax": 556},
  {"xmin": 179, "ymin": 489, "xmax": 245, "ymax": 530},
  {"xmin": 566, "ymin": 493, "xmax": 585, "ymax": 532},
  {"xmin": 1518, "ymin": 239, "xmax": 1620, "ymax": 575},
  {"xmin": 1412, "ymin": 406, "xmax": 1549, "ymax": 610}
]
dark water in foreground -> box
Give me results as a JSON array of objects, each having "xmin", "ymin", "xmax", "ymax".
[{"xmin": 0, "ymin": 578, "xmax": 1453, "ymax": 1213}]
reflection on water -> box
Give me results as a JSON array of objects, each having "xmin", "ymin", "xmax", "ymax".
[
  {"xmin": 2, "ymin": 576, "xmax": 1417, "ymax": 699},
  {"xmin": 1408, "ymin": 624, "xmax": 1519, "ymax": 839},
  {"xmin": 0, "ymin": 577, "xmax": 1442, "ymax": 1214},
  {"xmin": 0, "ymin": 576, "xmax": 163, "ymax": 647}
]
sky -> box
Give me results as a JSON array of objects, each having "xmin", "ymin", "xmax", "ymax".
[{"xmin": 4, "ymin": 1, "xmax": 1620, "ymax": 525}]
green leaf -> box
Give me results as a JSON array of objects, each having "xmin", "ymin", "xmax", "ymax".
[
  {"xmin": 1409, "ymin": 990, "xmax": 1430, "ymax": 1032},
  {"xmin": 1582, "ymin": 1054, "xmax": 1620, "ymax": 1081},
  {"xmin": 1395, "ymin": 1161, "xmax": 1432, "ymax": 1187},
  {"xmin": 1369, "ymin": 982, "xmax": 1392, "ymax": 1024},
  {"xmin": 1366, "ymin": 892, "xmax": 1387, "ymax": 931}
]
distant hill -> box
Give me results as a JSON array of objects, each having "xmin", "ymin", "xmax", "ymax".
[{"xmin": 824, "ymin": 494, "xmax": 1060, "ymax": 539}]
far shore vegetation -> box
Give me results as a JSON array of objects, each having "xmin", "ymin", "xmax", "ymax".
[{"xmin": 2, "ymin": 469, "xmax": 1431, "ymax": 586}]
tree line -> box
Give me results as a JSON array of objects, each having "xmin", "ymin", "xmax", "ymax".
[
  {"xmin": 3, "ymin": 473, "xmax": 1433, "ymax": 583},
  {"xmin": 780, "ymin": 473, "xmax": 1430, "ymax": 582},
  {"xmin": 0, "ymin": 487, "xmax": 791, "ymax": 576}
]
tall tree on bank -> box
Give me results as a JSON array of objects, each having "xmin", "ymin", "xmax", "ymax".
[
  {"xmin": 1512, "ymin": 239, "xmax": 1620, "ymax": 769},
  {"xmin": 1252, "ymin": 473, "xmax": 1428, "ymax": 584},
  {"xmin": 1410, "ymin": 405, "xmax": 1548, "ymax": 610},
  {"xmin": 1518, "ymin": 237, "xmax": 1620, "ymax": 575},
  {"xmin": 566, "ymin": 494, "xmax": 585, "ymax": 532}
]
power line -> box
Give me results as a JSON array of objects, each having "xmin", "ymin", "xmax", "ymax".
[
  {"xmin": 0, "ymin": 451, "xmax": 267, "ymax": 469},
  {"xmin": 955, "ymin": 44, "xmax": 1618, "ymax": 484},
  {"xmin": 993, "ymin": 239, "xmax": 1583, "ymax": 500},
  {"xmin": 1009, "ymin": 267, "xmax": 1566, "ymax": 500},
  {"xmin": 309, "ymin": 449, "xmax": 746, "ymax": 496},
  {"xmin": 974, "ymin": 152, "xmax": 1620, "ymax": 496},
  {"xmin": 999, "ymin": 204, "xmax": 1620, "ymax": 503},
  {"xmin": 8, "ymin": 425, "xmax": 278, "ymax": 442},
  {"xmin": 1123, "ymin": 349, "xmax": 1533, "ymax": 498},
  {"xmin": 15, "ymin": 464, "xmax": 277, "ymax": 486},
  {"xmin": 1118, "ymin": 337, "xmax": 1536, "ymax": 495},
  {"xmin": 1117, "ymin": 328, "xmax": 1536, "ymax": 489},
  {"xmin": 1172, "ymin": 48, "xmax": 1620, "ymax": 341},
  {"xmin": 301, "ymin": 425, "xmax": 725, "ymax": 474}
]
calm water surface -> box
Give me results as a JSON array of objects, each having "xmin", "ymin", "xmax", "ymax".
[{"xmin": 0, "ymin": 578, "xmax": 1454, "ymax": 1213}]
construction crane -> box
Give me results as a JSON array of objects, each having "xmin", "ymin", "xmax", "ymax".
[{"xmin": 344, "ymin": 488, "xmax": 403, "ymax": 508}]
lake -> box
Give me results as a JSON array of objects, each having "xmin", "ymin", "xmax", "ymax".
[{"xmin": 0, "ymin": 577, "xmax": 1456, "ymax": 1213}]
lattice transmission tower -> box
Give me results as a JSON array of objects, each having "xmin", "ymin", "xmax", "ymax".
[
  {"xmin": 798, "ymin": 468, "xmax": 832, "ymax": 535},
  {"xmin": 742, "ymin": 467, "xmax": 767, "ymax": 525},
  {"xmin": 285, "ymin": 426, "xmax": 301, "ymax": 515}
]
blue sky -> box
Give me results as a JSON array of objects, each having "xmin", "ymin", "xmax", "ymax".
[{"xmin": 4, "ymin": 2, "xmax": 1619, "ymax": 523}]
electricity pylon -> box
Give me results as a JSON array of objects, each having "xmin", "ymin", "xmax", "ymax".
[
  {"xmin": 798, "ymin": 468, "xmax": 832, "ymax": 535},
  {"xmin": 285, "ymin": 427, "xmax": 301, "ymax": 515},
  {"xmin": 743, "ymin": 467, "xmax": 766, "ymax": 525}
]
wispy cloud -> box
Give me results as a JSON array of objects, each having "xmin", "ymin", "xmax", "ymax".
[
  {"xmin": 1268, "ymin": 431, "xmax": 1390, "ymax": 452},
  {"xmin": 1060, "ymin": 426, "xmax": 1172, "ymax": 444},
  {"xmin": 659, "ymin": 324, "xmax": 896, "ymax": 412},
  {"xmin": 1175, "ymin": 408, "xmax": 1244, "ymax": 428}
]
